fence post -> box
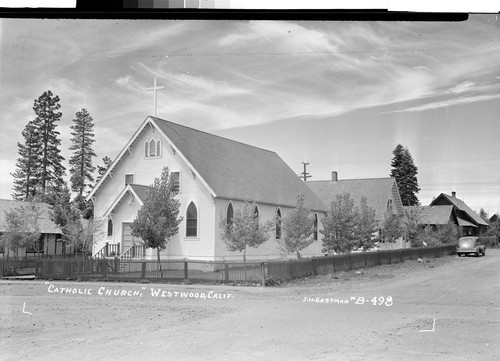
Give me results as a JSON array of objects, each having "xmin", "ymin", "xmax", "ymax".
[
  {"xmin": 114, "ymin": 257, "xmax": 119, "ymax": 274},
  {"xmin": 184, "ymin": 261, "xmax": 188, "ymax": 280},
  {"xmin": 224, "ymin": 262, "xmax": 229, "ymax": 283},
  {"xmin": 260, "ymin": 262, "xmax": 266, "ymax": 287},
  {"xmin": 105, "ymin": 242, "xmax": 109, "ymax": 257},
  {"xmin": 102, "ymin": 259, "xmax": 107, "ymax": 278},
  {"xmin": 378, "ymin": 251, "xmax": 381, "ymax": 266},
  {"xmin": 34, "ymin": 259, "xmax": 39, "ymax": 278},
  {"xmin": 141, "ymin": 261, "xmax": 146, "ymax": 279}
]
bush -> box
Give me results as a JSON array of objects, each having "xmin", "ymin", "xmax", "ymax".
[{"xmin": 478, "ymin": 236, "xmax": 499, "ymax": 248}]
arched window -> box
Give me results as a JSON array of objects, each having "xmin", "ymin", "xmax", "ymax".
[
  {"xmin": 313, "ymin": 213, "xmax": 318, "ymax": 241},
  {"xmin": 107, "ymin": 218, "xmax": 113, "ymax": 237},
  {"xmin": 186, "ymin": 202, "xmax": 198, "ymax": 237},
  {"xmin": 144, "ymin": 141, "xmax": 149, "ymax": 157},
  {"xmin": 254, "ymin": 205, "xmax": 259, "ymax": 229},
  {"xmin": 276, "ymin": 208, "xmax": 282, "ymax": 239},
  {"xmin": 149, "ymin": 139, "xmax": 156, "ymax": 157},
  {"xmin": 156, "ymin": 139, "xmax": 161, "ymax": 157},
  {"xmin": 227, "ymin": 202, "xmax": 234, "ymax": 226}
]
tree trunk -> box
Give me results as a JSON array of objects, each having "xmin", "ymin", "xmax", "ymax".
[
  {"xmin": 157, "ymin": 248, "xmax": 163, "ymax": 279},
  {"xmin": 296, "ymin": 249, "xmax": 301, "ymax": 259}
]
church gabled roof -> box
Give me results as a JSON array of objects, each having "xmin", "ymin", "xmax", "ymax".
[
  {"xmin": 152, "ymin": 117, "xmax": 326, "ymax": 211},
  {"xmin": 89, "ymin": 116, "xmax": 326, "ymax": 212},
  {"xmin": 306, "ymin": 177, "xmax": 404, "ymax": 221},
  {"xmin": 102, "ymin": 184, "xmax": 149, "ymax": 218}
]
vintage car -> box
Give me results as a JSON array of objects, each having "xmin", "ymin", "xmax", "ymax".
[{"xmin": 457, "ymin": 236, "xmax": 486, "ymax": 257}]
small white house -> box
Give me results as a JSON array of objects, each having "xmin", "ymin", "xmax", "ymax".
[{"xmin": 87, "ymin": 116, "xmax": 327, "ymax": 261}]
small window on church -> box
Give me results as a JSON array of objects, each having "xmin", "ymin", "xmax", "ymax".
[
  {"xmin": 170, "ymin": 171, "xmax": 180, "ymax": 193},
  {"xmin": 227, "ymin": 202, "xmax": 234, "ymax": 226},
  {"xmin": 149, "ymin": 139, "xmax": 156, "ymax": 157},
  {"xmin": 107, "ymin": 219, "xmax": 113, "ymax": 237},
  {"xmin": 156, "ymin": 140, "xmax": 161, "ymax": 157},
  {"xmin": 313, "ymin": 214, "xmax": 319, "ymax": 241},
  {"xmin": 144, "ymin": 141, "xmax": 149, "ymax": 157},
  {"xmin": 254, "ymin": 205, "xmax": 259, "ymax": 229},
  {"xmin": 276, "ymin": 208, "xmax": 281, "ymax": 239},
  {"xmin": 125, "ymin": 174, "xmax": 134, "ymax": 185},
  {"xmin": 387, "ymin": 199, "xmax": 393, "ymax": 212},
  {"xmin": 186, "ymin": 202, "xmax": 198, "ymax": 237}
]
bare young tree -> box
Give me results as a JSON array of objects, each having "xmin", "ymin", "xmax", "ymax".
[{"xmin": 219, "ymin": 199, "xmax": 273, "ymax": 280}]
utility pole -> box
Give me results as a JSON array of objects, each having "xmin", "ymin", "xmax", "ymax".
[{"xmin": 299, "ymin": 161, "xmax": 311, "ymax": 181}]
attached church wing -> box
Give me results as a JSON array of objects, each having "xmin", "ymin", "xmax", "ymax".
[{"xmin": 307, "ymin": 177, "xmax": 404, "ymax": 221}]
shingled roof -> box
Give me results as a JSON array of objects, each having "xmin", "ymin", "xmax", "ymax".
[
  {"xmin": 0, "ymin": 199, "xmax": 61, "ymax": 234},
  {"xmin": 430, "ymin": 193, "xmax": 489, "ymax": 227},
  {"xmin": 404, "ymin": 205, "xmax": 455, "ymax": 225},
  {"xmin": 150, "ymin": 117, "xmax": 326, "ymax": 211},
  {"xmin": 307, "ymin": 178, "xmax": 403, "ymax": 221},
  {"xmin": 97, "ymin": 117, "xmax": 324, "ymax": 212}
]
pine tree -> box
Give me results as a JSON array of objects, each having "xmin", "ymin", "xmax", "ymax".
[
  {"xmin": 69, "ymin": 108, "xmax": 97, "ymax": 197},
  {"xmin": 96, "ymin": 156, "xmax": 112, "ymax": 183},
  {"xmin": 31, "ymin": 90, "xmax": 66, "ymax": 196},
  {"xmin": 355, "ymin": 196, "xmax": 379, "ymax": 251},
  {"xmin": 390, "ymin": 144, "xmax": 420, "ymax": 206},
  {"xmin": 279, "ymin": 193, "xmax": 315, "ymax": 259},
  {"xmin": 11, "ymin": 121, "xmax": 42, "ymax": 200},
  {"xmin": 320, "ymin": 192, "xmax": 358, "ymax": 254}
]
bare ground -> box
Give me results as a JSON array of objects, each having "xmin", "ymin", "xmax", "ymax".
[{"xmin": 1, "ymin": 250, "xmax": 498, "ymax": 361}]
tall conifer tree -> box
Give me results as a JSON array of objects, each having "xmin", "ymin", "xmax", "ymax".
[
  {"xmin": 31, "ymin": 90, "xmax": 66, "ymax": 196},
  {"xmin": 11, "ymin": 121, "xmax": 42, "ymax": 200},
  {"xmin": 69, "ymin": 108, "xmax": 97, "ymax": 197},
  {"xmin": 390, "ymin": 144, "xmax": 420, "ymax": 206}
]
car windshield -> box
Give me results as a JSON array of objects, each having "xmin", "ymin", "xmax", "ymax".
[{"xmin": 459, "ymin": 238, "xmax": 477, "ymax": 248}]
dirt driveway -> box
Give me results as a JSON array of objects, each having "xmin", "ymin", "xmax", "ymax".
[{"xmin": 1, "ymin": 250, "xmax": 499, "ymax": 361}]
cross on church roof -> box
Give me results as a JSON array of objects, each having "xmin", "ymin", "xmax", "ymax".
[{"xmin": 146, "ymin": 77, "xmax": 165, "ymax": 117}]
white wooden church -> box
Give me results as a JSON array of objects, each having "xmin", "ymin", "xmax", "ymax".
[{"xmin": 88, "ymin": 116, "xmax": 328, "ymax": 261}]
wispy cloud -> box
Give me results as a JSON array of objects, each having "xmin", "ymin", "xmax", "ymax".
[
  {"xmin": 218, "ymin": 21, "xmax": 338, "ymax": 53},
  {"xmin": 448, "ymin": 81, "xmax": 475, "ymax": 94},
  {"xmin": 389, "ymin": 93, "xmax": 500, "ymax": 113}
]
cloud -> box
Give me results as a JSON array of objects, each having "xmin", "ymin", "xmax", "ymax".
[
  {"xmin": 218, "ymin": 21, "xmax": 338, "ymax": 54},
  {"xmin": 448, "ymin": 81, "xmax": 475, "ymax": 94},
  {"xmin": 103, "ymin": 22, "xmax": 197, "ymax": 58},
  {"xmin": 389, "ymin": 93, "xmax": 500, "ymax": 113},
  {"xmin": 136, "ymin": 63, "xmax": 251, "ymax": 101}
]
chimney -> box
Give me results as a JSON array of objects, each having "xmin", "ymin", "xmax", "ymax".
[
  {"xmin": 452, "ymin": 191, "xmax": 456, "ymax": 198},
  {"xmin": 331, "ymin": 171, "xmax": 338, "ymax": 182}
]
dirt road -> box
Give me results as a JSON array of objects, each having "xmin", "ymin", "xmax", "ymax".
[{"xmin": 1, "ymin": 250, "xmax": 498, "ymax": 361}]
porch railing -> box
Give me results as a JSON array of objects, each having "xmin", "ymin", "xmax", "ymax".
[
  {"xmin": 118, "ymin": 244, "xmax": 146, "ymax": 261},
  {"xmin": 93, "ymin": 243, "xmax": 120, "ymax": 260}
]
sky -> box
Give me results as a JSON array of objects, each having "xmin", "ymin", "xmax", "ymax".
[{"xmin": 1, "ymin": 15, "xmax": 499, "ymax": 215}]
